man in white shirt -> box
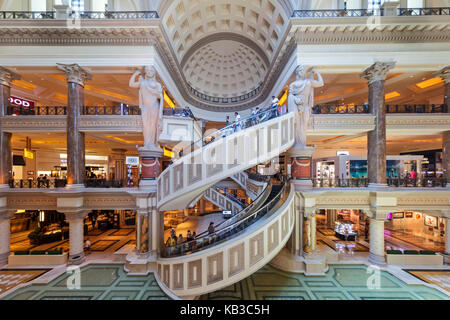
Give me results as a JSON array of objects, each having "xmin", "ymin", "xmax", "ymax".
[
  {"xmin": 234, "ymin": 112, "xmax": 241, "ymax": 132},
  {"xmin": 85, "ymin": 238, "xmax": 91, "ymax": 254}
]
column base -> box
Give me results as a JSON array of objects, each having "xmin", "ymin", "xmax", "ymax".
[
  {"xmin": 68, "ymin": 252, "xmax": 85, "ymax": 265},
  {"xmin": 368, "ymin": 252, "xmax": 386, "ymax": 266},
  {"xmin": 0, "ymin": 252, "xmax": 9, "ymax": 267},
  {"xmin": 139, "ymin": 179, "xmax": 157, "ymax": 188}
]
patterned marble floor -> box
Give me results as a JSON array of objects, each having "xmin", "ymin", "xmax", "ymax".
[
  {"xmin": 0, "ymin": 269, "xmax": 50, "ymax": 294},
  {"xmin": 2, "ymin": 264, "xmax": 169, "ymax": 300},
  {"xmin": 200, "ymin": 265, "xmax": 450, "ymax": 300},
  {"xmin": 406, "ymin": 270, "xmax": 450, "ymax": 293}
]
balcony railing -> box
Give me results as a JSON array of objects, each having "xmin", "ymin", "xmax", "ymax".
[
  {"xmin": 0, "ymin": 11, "xmax": 158, "ymax": 20},
  {"xmin": 312, "ymin": 177, "xmax": 447, "ymax": 188},
  {"xmin": 292, "ymin": 7, "xmax": 450, "ymax": 18},
  {"xmin": 188, "ymin": 85, "xmax": 262, "ymax": 105},
  {"xmin": 6, "ymin": 105, "xmax": 140, "ymax": 116},
  {"xmin": 8, "ymin": 179, "xmax": 136, "ymax": 189},
  {"xmin": 312, "ymin": 104, "xmax": 448, "ymax": 114}
]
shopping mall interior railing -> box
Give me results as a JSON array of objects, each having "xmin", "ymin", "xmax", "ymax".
[
  {"xmin": 292, "ymin": 7, "xmax": 450, "ymax": 18},
  {"xmin": 312, "ymin": 177, "xmax": 447, "ymax": 188},
  {"xmin": 312, "ymin": 104, "xmax": 447, "ymax": 114},
  {"xmin": 0, "ymin": 11, "xmax": 158, "ymax": 20},
  {"xmin": 6, "ymin": 105, "xmax": 141, "ymax": 116}
]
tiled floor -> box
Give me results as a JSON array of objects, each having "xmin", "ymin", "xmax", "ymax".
[
  {"xmin": 0, "ymin": 269, "xmax": 50, "ymax": 294},
  {"xmin": 200, "ymin": 265, "xmax": 450, "ymax": 300},
  {"xmin": 2, "ymin": 264, "xmax": 169, "ymax": 300},
  {"xmin": 406, "ymin": 270, "xmax": 450, "ymax": 293},
  {"xmin": 384, "ymin": 229, "xmax": 445, "ymax": 252}
]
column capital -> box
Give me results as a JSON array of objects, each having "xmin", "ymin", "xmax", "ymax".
[
  {"xmin": 63, "ymin": 210, "xmax": 90, "ymax": 221},
  {"xmin": 435, "ymin": 66, "xmax": 450, "ymax": 84},
  {"xmin": 57, "ymin": 63, "xmax": 92, "ymax": 87},
  {"xmin": 0, "ymin": 67, "xmax": 21, "ymax": 87},
  {"xmin": 360, "ymin": 61, "xmax": 396, "ymax": 84}
]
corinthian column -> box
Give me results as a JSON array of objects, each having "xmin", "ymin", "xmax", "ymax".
[
  {"xmin": 436, "ymin": 66, "xmax": 450, "ymax": 182},
  {"xmin": 0, "ymin": 67, "xmax": 20, "ymax": 188},
  {"xmin": 360, "ymin": 62, "xmax": 396, "ymax": 187},
  {"xmin": 57, "ymin": 64, "xmax": 92, "ymax": 188}
]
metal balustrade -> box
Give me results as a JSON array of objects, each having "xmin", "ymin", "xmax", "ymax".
[
  {"xmin": 8, "ymin": 179, "xmax": 136, "ymax": 189},
  {"xmin": 188, "ymin": 85, "xmax": 262, "ymax": 105},
  {"xmin": 6, "ymin": 105, "xmax": 140, "ymax": 116},
  {"xmin": 312, "ymin": 177, "xmax": 447, "ymax": 188},
  {"xmin": 292, "ymin": 7, "xmax": 450, "ymax": 18},
  {"xmin": 0, "ymin": 11, "xmax": 158, "ymax": 20},
  {"xmin": 312, "ymin": 104, "xmax": 448, "ymax": 114}
]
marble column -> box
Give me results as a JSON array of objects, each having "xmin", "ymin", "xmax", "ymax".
[
  {"xmin": 57, "ymin": 64, "xmax": 92, "ymax": 188},
  {"xmin": 111, "ymin": 148, "xmax": 127, "ymax": 183},
  {"xmin": 65, "ymin": 210, "xmax": 89, "ymax": 265},
  {"xmin": 310, "ymin": 214, "xmax": 317, "ymax": 252},
  {"xmin": 368, "ymin": 218, "xmax": 386, "ymax": 265},
  {"xmin": 137, "ymin": 209, "xmax": 149, "ymax": 254},
  {"xmin": 445, "ymin": 218, "xmax": 450, "ymax": 256},
  {"xmin": 287, "ymin": 194, "xmax": 303, "ymax": 257},
  {"xmin": 0, "ymin": 210, "xmax": 14, "ymax": 267},
  {"xmin": 0, "ymin": 67, "xmax": 20, "ymax": 187},
  {"xmin": 361, "ymin": 62, "xmax": 396, "ymax": 187},
  {"xmin": 436, "ymin": 66, "xmax": 450, "ymax": 181}
]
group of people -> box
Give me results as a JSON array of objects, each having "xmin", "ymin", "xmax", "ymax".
[
  {"xmin": 36, "ymin": 174, "xmax": 50, "ymax": 188},
  {"xmin": 165, "ymin": 222, "xmax": 217, "ymax": 255}
]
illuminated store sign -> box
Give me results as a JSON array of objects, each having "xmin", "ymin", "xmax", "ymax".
[
  {"xmin": 9, "ymin": 96, "xmax": 35, "ymax": 108},
  {"xmin": 126, "ymin": 156, "xmax": 139, "ymax": 166}
]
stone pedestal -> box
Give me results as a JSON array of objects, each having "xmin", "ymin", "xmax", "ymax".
[
  {"xmin": 0, "ymin": 211, "xmax": 14, "ymax": 267},
  {"xmin": 138, "ymin": 146, "xmax": 163, "ymax": 187},
  {"xmin": 54, "ymin": 5, "xmax": 71, "ymax": 20},
  {"xmin": 381, "ymin": 1, "xmax": 400, "ymax": 16},
  {"xmin": 368, "ymin": 218, "xmax": 386, "ymax": 266},
  {"xmin": 361, "ymin": 62, "xmax": 396, "ymax": 187},
  {"xmin": 57, "ymin": 64, "xmax": 91, "ymax": 188},
  {"xmin": 289, "ymin": 145, "xmax": 314, "ymax": 190}
]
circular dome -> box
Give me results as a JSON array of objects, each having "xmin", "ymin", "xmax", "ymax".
[{"xmin": 183, "ymin": 40, "xmax": 267, "ymax": 97}]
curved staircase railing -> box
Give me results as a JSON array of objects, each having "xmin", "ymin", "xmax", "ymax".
[
  {"xmin": 157, "ymin": 107, "xmax": 294, "ymax": 211},
  {"xmin": 156, "ymin": 182, "xmax": 295, "ymax": 297}
]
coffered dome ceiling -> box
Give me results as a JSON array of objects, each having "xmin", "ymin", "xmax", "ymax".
[{"xmin": 160, "ymin": 0, "xmax": 291, "ymax": 101}]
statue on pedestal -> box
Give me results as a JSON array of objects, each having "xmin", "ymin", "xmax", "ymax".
[
  {"xmin": 129, "ymin": 66, "xmax": 164, "ymax": 150},
  {"xmin": 288, "ymin": 65, "xmax": 324, "ymax": 147}
]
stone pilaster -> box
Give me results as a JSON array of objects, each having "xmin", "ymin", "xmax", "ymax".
[
  {"xmin": 368, "ymin": 218, "xmax": 386, "ymax": 265},
  {"xmin": 65, "ymin": 210, "xmax": 89, "ymax": 265},
  {"xmin": 0, "ymin": 210, "xmax": 14, "ymax": 267},
  {"xmin": 436, "ymin": 66, "xmax": 450, "ymax": 181},
  {"xmin": 445, "ymin": 217, "xmax": 450, "ymax": 256},
  {"xmin": 0, "ymin": 67, "xmax": 19, "ymax": 188},
  {"xmin": 361, "ymin": 62, "xmax": 396, "ymax": 187},
  {"xmin": 57, "ymin": 63, "xmax": 92, "ymax": 188},
  {"xmin": 287, "ymin": 194, "xmax": 304, "ymax": 257}
]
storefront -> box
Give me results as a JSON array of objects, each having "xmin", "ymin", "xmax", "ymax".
[
  {"xmin": 385, "ymin": 211, "xmax": 446, "ymax": 251},
  {"xmin": 317, "ymin": 209, "xmax": 369, "ymax": 239},
  {"xmin": 313, "ymin": 155, "xmax": 423, "ymax": 179}
]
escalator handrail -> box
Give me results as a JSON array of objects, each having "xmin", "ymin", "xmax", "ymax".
[
  {"xmin": 164, "ymin": 179, "xmax": 287, "ymax": 257},
  {"xmin": 179, "ymin": 105, "xmax": 285, "ymax": 157}
]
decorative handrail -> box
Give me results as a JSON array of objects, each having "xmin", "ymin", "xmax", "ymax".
[
  {"xmin": 6, "ymin": 105, "xmax": 141, "ymax": 116},
  {"xmin": 292, "ymin": 7, "xmax": 450, "ymax": 18},
  {"xmin": 0, "ymin": 11, "xmax": 158, "ymax": 20},
  {"xmin": 188, "ymin": 84, "xmax": 262, "ymax": 105},
  {"xmin": 312, "ymin": 104, "xmax": 448, "ymax": 114},
  {"xmin": 163, "ymin": 181, "xmax": 285, "ymax": 257},
  {"xmin": 312, "ymin": 177, "xmax": 447, "ymax": 188}
]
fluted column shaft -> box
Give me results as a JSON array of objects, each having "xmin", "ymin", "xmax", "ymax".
[
  {"xmin": 361, "ymin": 62, "xmax": 395, "ymax": 186},
  {"xmin": 369, "ymin": 218, "xmax": 386, "ymax": 265}
]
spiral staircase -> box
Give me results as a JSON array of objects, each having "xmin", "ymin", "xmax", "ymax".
[{"xmin": 155, "ymin": 110, "xmax": 296, "ymax": 298}]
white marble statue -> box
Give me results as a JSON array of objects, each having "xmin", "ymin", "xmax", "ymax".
[
  {"xmin": 288, "ymin": 65, "xmax": 324, "ymax": 147},
  {"xmin": 129, "ymin": 66, "xmax": 164, "ymax": 149}
]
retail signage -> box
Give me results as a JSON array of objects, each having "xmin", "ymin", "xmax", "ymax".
[
  {"xmin": 9, "ymin": 96, "xmax": 35, "ymax": 108},
  {"xmin": 24, "ymin": 148, "xmax": 34, "ymax": 159},
  {"xmin": 337, "ymin": 150, "xmax": 350, "ymax": 156},
  {"xmin": 126, "ymin": 156, "xmax": 139, "ymax": 166},
  {"xmin": 424, "ymin": 214, "xmax": 438, "ymax": 227}
]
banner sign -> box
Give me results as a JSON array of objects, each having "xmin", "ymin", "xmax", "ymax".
[{"xmin": 9, "ymin": 96, "xmax": 35, "ymax": 108}]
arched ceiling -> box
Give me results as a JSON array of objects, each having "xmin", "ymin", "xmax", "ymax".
[{"xmin": 160, "ymin": 0, "xmax": 292, "ymax": 99}]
